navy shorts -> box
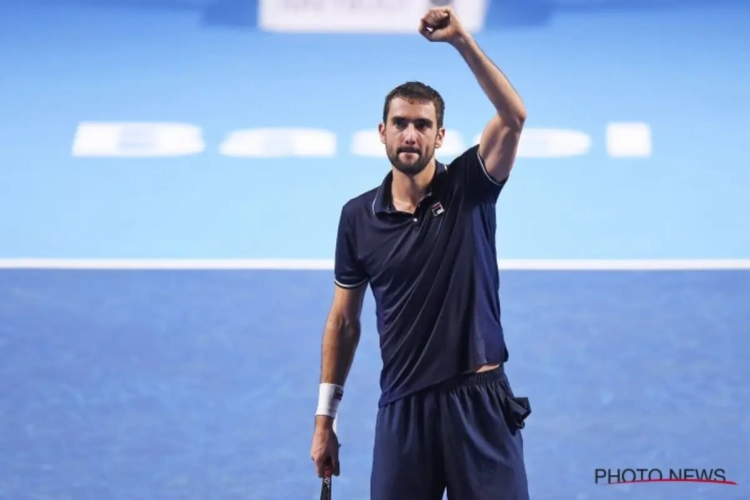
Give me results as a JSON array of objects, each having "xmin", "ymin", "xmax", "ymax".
[{"xmin": 370, "ymin": 367, "xmax": 531, "ymax": 500}]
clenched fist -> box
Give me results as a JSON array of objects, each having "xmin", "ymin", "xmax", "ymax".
[{"xmin": 419, "ymin": 7, "xmax": 467, "ymax": 44}]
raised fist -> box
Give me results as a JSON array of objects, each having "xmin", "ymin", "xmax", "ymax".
[{"xmin": 419, "ymin": 7, "xmax": 466, "ymax": 44}]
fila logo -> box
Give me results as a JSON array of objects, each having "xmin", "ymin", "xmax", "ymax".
[{"xmin": 431, "ymin": 202, "xmax": 445, "ymax": 217}]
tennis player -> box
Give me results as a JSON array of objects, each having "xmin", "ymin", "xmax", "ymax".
[{"xmin": 310, "ymin": 7, "xmax": 531, "ymax": 499}]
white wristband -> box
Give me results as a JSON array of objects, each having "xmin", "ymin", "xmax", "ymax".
[{"xmin": 316, "ymin": 383, "xmax": 344, "ymax": 419}]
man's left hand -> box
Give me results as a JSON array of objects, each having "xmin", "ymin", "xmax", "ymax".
[{"xmin": 419, "ymin": 7, "xmax": 467, "ymax": 44}]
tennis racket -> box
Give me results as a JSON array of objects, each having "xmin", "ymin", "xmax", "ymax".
[
  {"xmin": 319, "ymin": 417, "xmax": 338, "ymax": 499},
  {"xmin": 320, "ymin": 460, "xmax": 333, "ymax": 500}
]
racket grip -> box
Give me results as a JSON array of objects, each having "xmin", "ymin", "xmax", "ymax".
[
  {"xmin": 323, "ymin": 459, "xmax": 333, "ymax": 478},
  {"xmin": 320, "ymin": 459, "xmax": 333, "ymax": 500}
]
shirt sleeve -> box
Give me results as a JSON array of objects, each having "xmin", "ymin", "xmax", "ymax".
[
  {"xmin": 450, "ymin": 144, "xmax": 509, "ymax": 205},
  {"xmin": 333, "ymin": 204, "xmax": 368, "ymax": 289}
]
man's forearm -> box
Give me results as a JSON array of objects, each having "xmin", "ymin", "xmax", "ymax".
[
  {"xmin": 320, "ymin": 313, "xmax": 361, "ymax": 387},
  {"xmin": 316, "ymin": 314, "xmax": 360, "ymax": 428},
  {"xmin": 451, "ymin": 34, "xmax": 527, "ymax": 129}
]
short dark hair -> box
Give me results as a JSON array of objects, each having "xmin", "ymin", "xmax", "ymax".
[{"xmin": 383, "ymin": 81, "xmax": 445, "ymax": 128}]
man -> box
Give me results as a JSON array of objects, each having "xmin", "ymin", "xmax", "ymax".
[{"xmin": 310, "ymin": 7, "xmax": 531, "ymax": 500}]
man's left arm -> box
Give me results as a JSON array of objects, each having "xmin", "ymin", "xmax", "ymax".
[
  {"xmin": 452, "ymin": 34, "xmax": 527, "ymax": 183},
  {"xmin": 420, "ymin": 8, "xmax": 527, "ymax": 184}
]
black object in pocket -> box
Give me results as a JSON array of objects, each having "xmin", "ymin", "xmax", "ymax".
[{"xmin": 504, "ymin": 395, "xmax": 532, "ymax": 430}]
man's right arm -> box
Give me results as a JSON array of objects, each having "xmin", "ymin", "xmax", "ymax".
[
  {"xmin": 315, "ymin": 203, "xmax": 369, "ymax": 430},
  {"xmin": 310, "ymin": 282, "xmax": 366, "ymax": 477},
  {"xmin": 315, "ymin": 282, "xmax": 367, "ymax": 430}
]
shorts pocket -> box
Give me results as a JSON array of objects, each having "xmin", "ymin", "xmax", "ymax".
[{"xmin": 503, "ymin": 395, "xmax": 531, "ymax": 431}]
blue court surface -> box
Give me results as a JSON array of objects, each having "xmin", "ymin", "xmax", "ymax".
[{"xmin": 2, "ymin": 0, "xmax": 750, "ymax": 498}]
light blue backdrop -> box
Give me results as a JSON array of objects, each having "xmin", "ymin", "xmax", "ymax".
[{"xmin": 1, "ymin": 1, "xmax": 748, "ymax": 260}]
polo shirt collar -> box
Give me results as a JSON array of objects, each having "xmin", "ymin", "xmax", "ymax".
[{"xmin": 373, "ymin": 161, "xmax": 447, "ymax": 215}]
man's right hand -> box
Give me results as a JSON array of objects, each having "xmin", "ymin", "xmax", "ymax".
[{"xmin": 310, "ymin": 416, "xmax": 341, "ymax": 477}]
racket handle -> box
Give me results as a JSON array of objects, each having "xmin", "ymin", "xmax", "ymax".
[{"xmin": 320, "ymin": 459, "xmax": 333, "ymax": 500}]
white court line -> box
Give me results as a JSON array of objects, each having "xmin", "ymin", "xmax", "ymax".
[{"xmin": 0, "ymin": 259, "xmax": 749, "ymax": 270}]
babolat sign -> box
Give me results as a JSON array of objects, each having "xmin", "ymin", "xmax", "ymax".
[{"xmin": 71, "ymin": 122, "xmax": 652, "ymax": 159}]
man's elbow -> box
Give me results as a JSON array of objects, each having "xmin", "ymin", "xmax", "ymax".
[
  {"xmin": 337, "ymin": 318, "xmax": 362, "ymax": 352},
  {"xmin": 327, "ymin": 310, "xmax": 361, "ymax": 339},
  {"xmin": 340, "ymin": 313, "xmax": 361, "ymax": 334},
  {"xmin": 506, "ymin": 107, "xmax": 527, "ymax": 132}
]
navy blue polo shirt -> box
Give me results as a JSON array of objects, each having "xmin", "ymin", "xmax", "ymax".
[{"xmin": 334, "ymin": 144, "xmax": 509, "ymax": 407}]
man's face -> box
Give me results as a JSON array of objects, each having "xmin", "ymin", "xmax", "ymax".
[{"xmin": 379, "ymin": 97, "xmax": 445, "ymax": 176}]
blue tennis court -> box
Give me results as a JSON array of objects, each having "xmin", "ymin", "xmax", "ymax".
[
  {"xmin": 1, "ymin": 0, "xmax": 749, "ymax": 498},
  {"xmin": 2, "ymin": 268, "xmax": 749, "ymax": 499}
]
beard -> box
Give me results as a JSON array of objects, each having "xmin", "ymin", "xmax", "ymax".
[{"xmin": 387, "ymin": 145, "xmax": 433, "ymax": 176}]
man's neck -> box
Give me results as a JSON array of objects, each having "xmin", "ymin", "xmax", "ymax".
[{"xmin": 390, "ymin": 160, "xmax": 437, "ymax": 213}]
